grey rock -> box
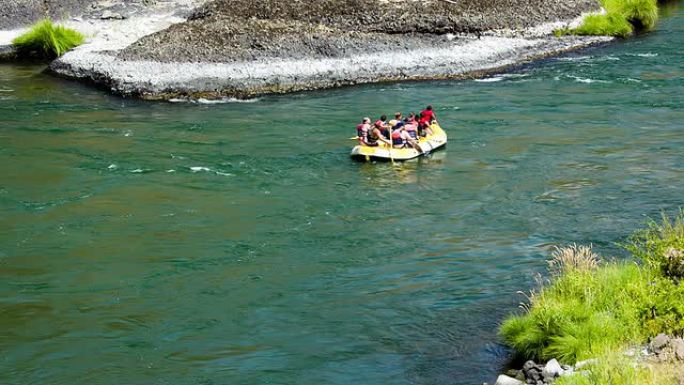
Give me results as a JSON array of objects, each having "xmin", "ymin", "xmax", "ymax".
[
  {"xmin": 523, "ymin": 360, "xmax": 538, "ymax": 372},
  {"xmin": 542, "ymin": 358, "xmax": 564, "ymax": 380},
  {"xmin": 515, "ymin": 371, "xmax": 526, "ymax": 382},
  {"xmin": 672, "ymin": 338, "xmax": 684, "ymax": 360},
  {"xmin": 529, "ymin": 371, "xmax": 542, "ymax": 381},
  {"xmin": 101, "ymin": 9, "xmax": 125, "ymax": 19},
  {"xmin": 650, "ymin": 333, "xmax": 670, "ymax": 354},
  {"xmin": 0, "ymin": 45, "xmax": 17, "ymax": 62},
  {"xmin": 495, "ymin": 374, "xmax": 524, "ymax": 385}
]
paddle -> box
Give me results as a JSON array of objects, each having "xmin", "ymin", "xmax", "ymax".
[{"xmin": 387, "ymin": 139, "xmax": 395, "ymax": 164}]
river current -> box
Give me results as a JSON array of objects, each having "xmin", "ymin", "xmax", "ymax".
[{"xmin": 1, "ymin": 5, "xmax": 682, "ymax": 385}]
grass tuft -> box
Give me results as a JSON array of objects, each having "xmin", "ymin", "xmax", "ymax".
[
  {"xmin": 626, "ymin": 211, "xmax": 684, "ymax": 278},
  {"xmin": 500, "ymin": 262, "xmax": 655, "ymax": 363},
  {"xmin": 573, "ymin": 13, "xmax": 634, "ymax": 37},
  {"xmin": 500, "ymin": 212, "xmax": 684, "ymax": 385},
  {"xmin": 12, "ymin": 19, "xmax": 85, "ymax": 60},
  {"xmin": 548, "ymin": 244, "xmax": 599, "ymax": 277},
  {"xmin": 555, "ymin": 0, "xmax": 659, "ymax": 37},
  {"xmin": 608, "ymin": 0, "xmax": 659, "ymax": 30}
]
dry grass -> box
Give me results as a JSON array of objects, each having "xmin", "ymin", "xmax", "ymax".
[{"xmin": 548, "ymin": 244, "xmax": 600, "ymax": 276}]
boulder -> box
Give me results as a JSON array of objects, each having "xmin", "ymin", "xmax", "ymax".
[
  {"xmin": 495, "ymin": 374, "xmax": 524, "ymax": 385},
  {"xmin": 672, "ymin": 338, "xmax": 684, "ymax": 360},
  {"xmin": 542, "ymin": 358, "xmax": 564, "ymax": 381},
  {"xmin": 522, "ymin": 360, "xmax": 538, "ymax": 372},
  {"xmin": 528, "ymin": 370, "xmax": 542, "ymax": 381},
  {"xmin": 649, "ymin": 333, "xmax": 670, "ymax": 354}
]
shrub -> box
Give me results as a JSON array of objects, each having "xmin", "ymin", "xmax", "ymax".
[
  {"xmin": 501, "ymin": 218, "xmax": 684, "ymax": 385},
  {"xmin": 558, "ymin": 0, "xmax": 659, "ymax": 37},
  {"xmin": 12, "ymin": 19, "xmax": 85, "ymax": 60},
  {"xmin": 573, "ymin": 13, "xmax": 634, "ymax": 37},
  {"xmin": 500, "ymin": 262, "xmax": 656, "ymax": 363},
  {"xmin": 626, "ymin": 211, "xmax": 684, "ymax": 278},
  {"xmin": 606, "ymin": 0, "xmax": 659, "ymax": 30}
]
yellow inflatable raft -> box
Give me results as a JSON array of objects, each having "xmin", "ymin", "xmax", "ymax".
[{"xmin": 350, "ymin": 123, "xmax": 447, "ymax": 162}]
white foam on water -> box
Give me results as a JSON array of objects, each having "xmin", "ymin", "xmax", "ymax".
[
  {"xmin": 130, "ymin": 168, "xmax": 148, "ymax": 173},
  {"xmin": 634, "ymin": 53, "xmax": 658, "ymax": 57},
  {"xmin": 596, "ymin": 55, "xmax": 620, "ymax": 61},
  {"xmin": 107, "ymin": 164, "xmax": 117, "ymax": 169},
  {"xmin": 166, "ymin": 169, "xmax": 176, "ymax": 173},
  {"xmin": 568, "ymin": 75, "xmax": 610, "ymax": 84},
  {"xmin": 190, "ymin": 166, "xmax": 211, "ymax": 172},
  {"xmin": 558, "ymin": 55, "xmax": 592, "ymax": 62},
  {"xmin": 0, "ymin": 89, "xmax": 13, "ymax": 92},
  {"xmin": 475, "ymin": 76, "xmax": 504, "ymax": 82},
  {"xmin": 170, "ymin": 97, "xmax": 261, "ymax": 104},
  {"xmin": 501, "ymin": 73, "xmax": 529, "ymax": 78},
  {"xmin": 215, "ymin": 171, "xmax": 233, "ymax": 176}
]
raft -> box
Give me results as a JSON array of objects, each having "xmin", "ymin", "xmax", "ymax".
[{"xmin": 350, "ymin": 123, "xmax": 447, "ymax": 162}]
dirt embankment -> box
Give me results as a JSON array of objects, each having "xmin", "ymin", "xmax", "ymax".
[{"xmin": 119, "ymin": 0, "xmax": 600, "ymax": 63}]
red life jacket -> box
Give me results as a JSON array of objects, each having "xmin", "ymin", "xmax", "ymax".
[{"xmin": 421, "ymin": 109, "xmax": 435, "ymax": 122}]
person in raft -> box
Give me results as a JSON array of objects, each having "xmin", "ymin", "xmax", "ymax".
[
  {"xmin": 355, "ymin": 107, "xmax": 435, "ymax": 147},
  {"xmin": 358, "ymin": 117, "xmax": 391, "ymax": 147},
  {"xmin": 375, "ymin": 115, "xmax": 391, "ymax": 139},
  {"xmin": 389, "ymin": 112, "xmax": 404, "ymax": 129},
  {"xmin": 356, "ymin": 117, "xmax": 372, "ymax": 145},
  {"xmin": 403, "ymin": 113, "xmax": 419, "ymax": 139},
  {"xmin": 418, "ymin": 105, "xmax": 437, "ymax": 136},
  {"xmin": 391, "ymin": 122, "xmax": 423, "ymax": 153}
]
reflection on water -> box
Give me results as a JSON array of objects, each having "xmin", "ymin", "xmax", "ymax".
[{"xmin": 0, "ymin": 6, "xmax": 683, "ymax": 385}]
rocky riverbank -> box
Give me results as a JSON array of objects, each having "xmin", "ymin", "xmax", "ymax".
[
  {"xmin": 491, "ymin": 334, "xmax": 684, "ymax": 385},
  {"xmin": 0, "ymin": 0, "xmax": 611, "ymax": 99}
]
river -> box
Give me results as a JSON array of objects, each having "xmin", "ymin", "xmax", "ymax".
[{"xmin": 1, "ymin": 5, "xmax": 682, "ymax": 385}]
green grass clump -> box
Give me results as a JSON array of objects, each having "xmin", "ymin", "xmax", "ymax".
[
  {"xmin": 573, "ymin": 13, "xmax": 634, "ymax": 37},
  {"xmin": 626, "ymin": 211, "xmax": 684, "ymax": 278},
  {"xmin": 12, "ymin": 19, "xmax": 85, "ymax": 60},
  {"xmin": 555, "ymin": 0, "xmax": 659, "ymax": 37},
  {"xmin": 500, "ymin": 212, "xmax": 684, "ymax": 365},
  {"xmin": 606, "ymin": 0, "xmax": 659, "ymax": 30},
  {"xmin": 500, "ymin": 263, "xmax": 655, "ymax": 362}
]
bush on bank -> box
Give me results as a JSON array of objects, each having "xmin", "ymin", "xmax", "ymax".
[
  {"xmin": 556, "ymin": 0, "xmax": 659, "ymax": 37},
  {"xmin": 499, "ymin": 212, "xmax": 684, "ymax": 384},
  {"xmin": 12, "ymin": 19, "xmax": 84, "ymax": 60}
]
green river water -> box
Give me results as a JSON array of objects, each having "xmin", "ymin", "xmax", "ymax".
[{"xmin": 1, "ymin": 5, "xmax": 683, "ymax": 385}]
